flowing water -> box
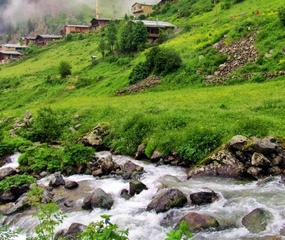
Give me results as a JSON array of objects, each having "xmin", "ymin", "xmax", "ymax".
[{"xmin": 2, "ymin": 152, "xmax": 285, "ymax": 239}]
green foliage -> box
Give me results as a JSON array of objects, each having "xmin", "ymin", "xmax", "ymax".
[
  {"xmin": 278, "ymin": 6, "xmax": 285, "ymax": 27},
  {"xmin": 165, "ymin": 221, "xmax": 193, "ymax": 240},
  {"xmin": 58, "ymin": 61, "xmax": 72, "ymax": 78},
  {"xmin": 78, "ymin": 215, "xmax": 129, "ymax": 240},
  {"xmin": 18, "ymin": 142, "xmax": 94, "ymax": 174},
  {"xmin": 129, "ymin": 62, "xmax": 150, "ymax": 84},
  {"xmin": 0, "ymin": 225, "xmax": 22, "ymax": 240},
  {"xmin": 106, "ymin": 21, "xmax": 118, "ymax": 51},
  {"xmin": 27, "ymin": 186, "xmax": 66, "ymax": 240},
  {"xmin": 18, "ymin": 144, "xmax": 63, "ymax": 173},
  {"xmin": 178, "ymin": 128, "xmax": 223, "ymax": 162},
  {"xmin": 197, "ymin": 48, "xmax": 227, "ymax": 74},
  {"xmin": 0, "ymin": 137, "xmax": 31, "ymax": 159},
  {"xmin": 62, "ymin": 142, "xmax": 95, "ymax": 175},
  {"xmin": 0, "ymin": 174, "xmax": 36, "ymax": 192},
  {"xmin": 221, "ymin": 0, "xmax": 231, "ymax": 10},
  {"xmin": 129, "ymin": 46, "xmax": 182, "ymax": 82},
  {"xmin": 26, "ymin": 107, "xmax": 68, "ymax": 143}
]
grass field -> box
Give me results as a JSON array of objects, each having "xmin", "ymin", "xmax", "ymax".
[{"xmin": 1, "ymin": 0, "xmax": 285, "ymax": 159}]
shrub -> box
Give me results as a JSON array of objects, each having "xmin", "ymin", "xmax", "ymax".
[
  {"xmin": 145, "ymin": 46, "xmax": 182, "ymax": 76},
  {"xmin": 278, "ymin": 6, "xmax": 285, "ymax": 27},
  {"xmin": 59, "ymin": 61, "xmax": 72, "ymax": 78},
  {"xmin": 129, "ymin": 62, "xmax": 150, "ymax": 84},
  {"xmin": 0, "ymin": 174, "xmax": 36, "ymax": 192},
  {"xmin": 177, "ymin": 128, "xmax": 223, "ymax": 163},
  {"xmin": 26, "ymin": 107, "xmax": 67, "ymax": 143},
  {"xmin": 18, "ymin": 144, "xmax": 63, "ymax": 173},
  {"xmin": 62, "ymin": 143, "xmax": 95, "ymax": 175}
]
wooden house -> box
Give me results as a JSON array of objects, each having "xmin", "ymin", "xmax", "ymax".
[
  {"xmin": 131, "ymin": 2, "xmax": 154, "ymax": 17},
  {"xmin": 90, "ymin": 18, "xmax": 111, "ymax": 30},
  {"xmin": 35, "ymin": 34, "xmax": 62, "ymax": 47},
  {"xmin": 133, "ymin": 20, "xmax": 176, "ymax": 42},
  {"xmin": 64, "ymin": 24, "xmax": 90, "ymax": 35},
  {"xmin": 25, "ymin": 36, "xmax": 37, "ymax": 45},
  {"xmin": 0, "ymin": 43, "xmax": 27, "ymax": 63}
]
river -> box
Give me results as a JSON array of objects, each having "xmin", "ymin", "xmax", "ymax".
[{"xmin": 2, "ymin": 152, "xmax": 285, "ymax": 239}]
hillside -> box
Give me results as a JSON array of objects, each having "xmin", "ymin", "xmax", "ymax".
[{"xmin": 1, "ymin": 0, "xmax": 285, "ymax": 160}]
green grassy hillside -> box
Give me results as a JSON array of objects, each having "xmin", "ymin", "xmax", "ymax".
[{"xmin": 1, "ymin": 0, "xmax": 285, "ymax": 161}]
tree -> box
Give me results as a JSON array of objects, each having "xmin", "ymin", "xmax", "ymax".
[
  {"xmin": 132, "ymin": 21, "xmax": 148, "ymax": 51},
  {"xmin": 118, "ymin": 21, "xmax": 135, "ymax": 54},
  {"xmin": 27, "ymin": 107, "xmax": 63, "ymax": 143},
  {"xmin": 106, "ymin": 21, "xmax": 117, "ymax": 52},
  {"xmin": 58, "ymin": 61, "xmax": 72, "ymax": 78}
]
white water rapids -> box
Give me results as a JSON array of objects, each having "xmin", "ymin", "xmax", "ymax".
[{"xmin": 2, "ymin": 152, "xmax": 285, "ymax": 239}]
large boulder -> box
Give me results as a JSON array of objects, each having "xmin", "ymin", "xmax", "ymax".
[
  {"xmin": 190, "ymin": 191, "xmax": 219, "ymax": 205},
  {"xmin": 242, "ymin": 208, "xmax": 273, "ymax": 233},
  {"xmin": 229, "ymin": 135, "xmax": 250, "ymax": 151},
  {"xmin": 147, "ymin": 188, "xmax": 187, "ymax": 213},
  {"xmin": 122, "ymin": 161, "xmax": 144, "ymax": 180},
  {"xmin": 0, "ymin": 167, "xmax": 17, "ymax": 181},
  {"xmin": 135, "ymin": 144, "xmax": 147, "ymax": 160},
  {"xmin": 49, "ymin": 172, "xmax": 65, "ymax": 188},
  {"xmin": 2, "ymin": 194, "xmax": 30, "ymax": 215},
  {"xmin": 129, "ymin": 179, "xmax": 148, "ymax": 196},
  {"xmin": 251, "ymin": 152, "xmax": 271, "ymax": 167},
  {"xmin": 64, "ymin": 180, "xmax": 79, "ymax": 190},
  {"xmin": 0, "ymin": 184, "xmax": 30, "ymax": 203},
  {"xmin": 55, "ymin": 223, "xmax": 86, "ymax": 240},
  {"xmin": 82, "ymin": 188, "xmax": 114, "ymax": 210},
  {"xmin": 187, "ymin": 150, "xmax": 245, "ymax": 179},
  {"xmin": 179, "ymin": 212, "xmax": 219, "ymax": 232}
]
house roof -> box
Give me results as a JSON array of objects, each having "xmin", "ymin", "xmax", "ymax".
[
  {"xmin": 90, "ymin": 17, "xmax": 112, "ymax": 22},
  {"xmin": 4, "ymin": 44, "xmax": 28, "ymax": 48},
  {"xmin": 0, "ymin": 50, "xmax": 22, "ymax": 55},
  {"xmin": 131, "ymin": 2, "xmax": 154, "ymax": 7},
  {"xmin": 65, "ymin": 24, "xmax": 90, "ymax": 28},
  {"xmin": 36, "ymin": 34, "xmax": 62, "ymax": 39},
  {"xmin": 25, "ymin": 36, "xmax": 36, "ymax": 40},
  {"xmin": 133, "ymin": 20, "xmax": 176, "ymax": 28}
]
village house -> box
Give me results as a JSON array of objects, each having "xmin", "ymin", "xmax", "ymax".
[
  {"xmin": 35, "ymin": 34, "xmax": 62, "ymax": 47},
  {"xmin": 63, "ymin": 24, "xmax": 90, "ymax": 35},
  {"xmin": 133, "ymin": 20, "xmax": 176, "ymax": 42},
  {"xmin": 90, "ymin": 18, "xmax": 112, "ymax": 30},
  {"xmin": 0, "ymin": 43, "xmax": 28, "ymax": 63},
  {"xmin": 25, "ymin": 36, "xmax": 36, "ymax": 46},
  {"xmin": 131, "ymin": 2, "xmax": 154, "ymax": 17}
]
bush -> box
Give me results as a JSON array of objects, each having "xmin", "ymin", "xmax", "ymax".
[
  {"xmin": 0, "ymin": 174, "xmax": 36, "ymax": 192},
  {"xmin": 18, "ymin": 144, "xmax": 63, "ymax": 173},
  {"xmin": 146, "ymin": 46, "xmax": 182, "ymax": 76},
  {"xmin": 26, "ymin": 107, "xmax": 67, "ymax": 143},
  {"xmin": 59, "ymin": 61, "xmax": 72, "ymax": 78},
  {"xmin": 278, "ymin": 6, "xmax": 285, "ymax": 27},
  {"xmin": 177, "ymin": 128, "xmax": 223, "ymax": 163},
  {"xmin": 129, "ymin": 62, "xmax": 150, "ymax": 84}
]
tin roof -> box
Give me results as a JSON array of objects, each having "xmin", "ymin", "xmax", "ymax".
[
  {"xmin": 36, "ymin": 35, "xmax": 62, "ymax": 39},
  {"xmin": 65, "ymin": 24, "xmax": 90, "ymax": 28},
  {"xmin": 133, "ymin": 20, "xmax": 176, "ymax": 28},
  {"xmin": 0, "ymin": 50, "xmax": 22, "ymax": 55},
  {"xmin": 4, "ymin": 44, "xmax": 28, "ymax": 48}
]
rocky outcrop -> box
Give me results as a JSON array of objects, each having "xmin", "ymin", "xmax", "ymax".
[
  {"xmin": 0, "ymin": 184, "xmax": 30, "ymax": 203},
  {"xmin": 82, "ymin": 188, "xmax": 114, "ymax": 210},
  {"xmin": 242, "ymin": 208, "xmax": 273, "ymax": 233},
  {"xmin": 49, "ymin": 172, "xmax": 65, "ymax": 188},
  {"xmin": 190, "ymin": 191, "xmax": 219, "ymax": 205},
  {"xmin": 187, "ymin": 135, "xmax": 285, "ymax": 179},
  {"xmin": 147, "ymin": 188, "xmax": 187, "ymax": 213},
  {"xmin": 205, "ymin": 34, "xmax": 285, "ymax": 84},
  {"xmin": 78, "ymin": 124, "xmax": 109, "ymax": 150},
  {"xmin": 179, "ymin": 212, "xmax": 220, "ymax": 232},
  {"xmin": 116, "ymin": 76, "xmax": 160, "ymax": 95}
]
